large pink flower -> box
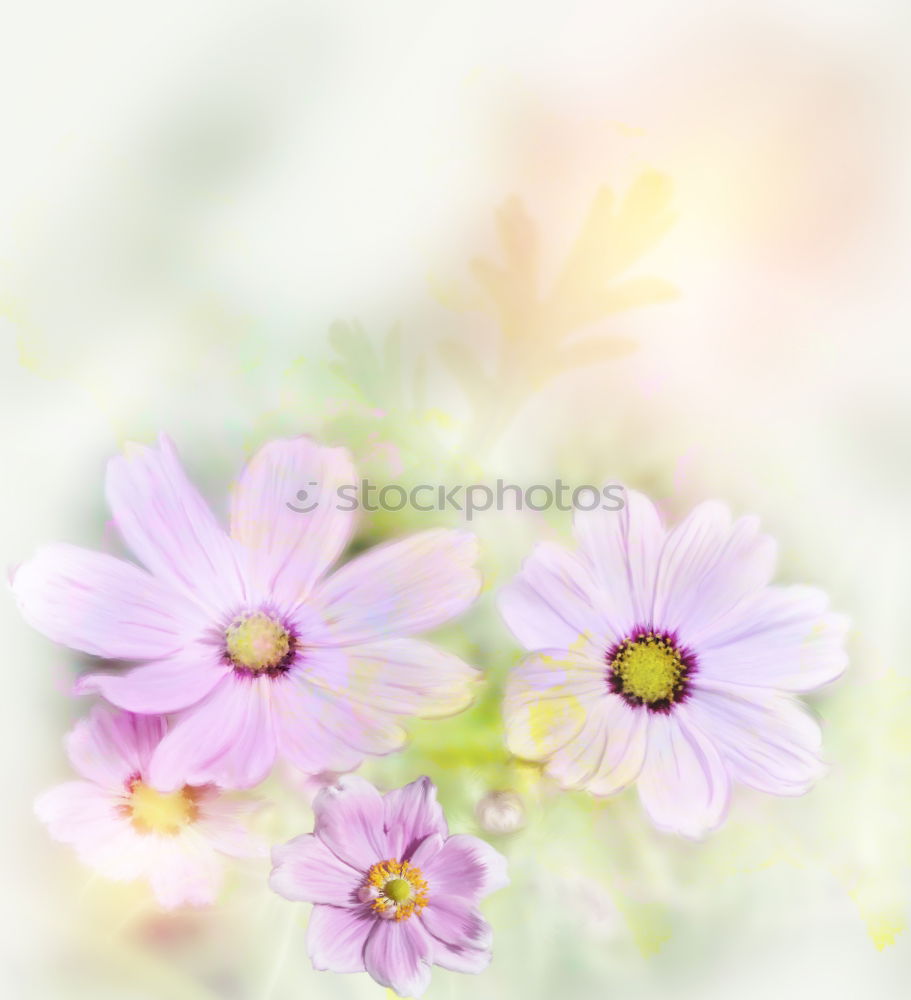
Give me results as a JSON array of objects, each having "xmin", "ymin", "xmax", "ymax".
[
  {"xmin": 270, "ymin": 775, "xmax": 508, "ymax": 998},
  {"xmin": 13, "ymin": 436, "xmax": 481, "ymax": 789},
  {"xmin": 500, "ymin": 490, "xmax": 849, "ymax": 837},
  {"xmin": 36, "ymin": 707, "xmax": 265, "ymax": 907}
]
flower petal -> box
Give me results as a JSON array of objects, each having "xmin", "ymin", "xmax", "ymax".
[
  {"xmin": 419, "ymin": 834, "xmax": 508, "ymax": 901},
  {"xmin": 420, "ymin": 894, "xmax": 492, "ymax": 951},
  {"xmin": 428, "ymin": 935, "xmax": 492, "ymax": 974},
  {"xmin": 65, "ymin": 707, "xmax": 166, "ymax": 787},
  {"xmin": 311, "ymin": 775, "xmax": 388, "ymax": 871},
  {"xmin": 145, "ymin": 834, "xmax": 224, "ymax": 908},
  {"xmin": 364, "ymin": 917, "xmax": 433, "ymax": 998},
  {"xmin": 149, "ymin": 677, "xmax": 276, "ymax": 791},
  {"xmin": 686, "ymin": 682, "xmax": 826, "ymax": 795},
  {"xmin": 636, "ymin": 712, "xmax": 730, "ymax": 838},
  {"xmin": 270, "ymin": 833, "xmax": 363, "ymax": 905},
  {"xmin": 35, "ymin": 783, "xmax": 150, "ymax": 880},
  {"xmin": 585, "ymin": 695, "xmax": 650, "ymax": 796},
  {"xmin": 652, "ymin": 504, "xmax": 777, "ymax": 642},
  {"xmin": 35, "ymin": 781, "xmax": 121, "ymax": 844},
  {"xmin": 409, "ymin": 833, "xmax": 444, "ymax": 870},
  {"xmin": 546, "ymin": 693, "xmax": 649, "ymax": 795},
  {"xmin": 498, "ymin": 542, "xmax": 613, "ymax": 654},
  {"xmin": 305, "ymin": 638, "xmax": 479, "ymax": 720},
  {"xmin": 313, "ymin": 530, "xmax": 480, "ymax": 644},
  {"xmin": 105, "ymin": 435, "xmax": 246, "ymax": 616},
  {"xmin": 697, "ymin": 586, "xmax": 849, "ymax": 692},
  {"xmin": 573, "ymin": 487, "xmax": 665, "ymax": 635},
  {"xmin": 76, "ymin": 645, "xmax": 231, "ymax": 714},
  {"xmin": 194, "ymin": 815, "xmax": 266, "ymax": 859},
  {"xmin": 193, "ymin": 791, "xmax": 266, "ymax": 859},
  {"xmin": 383, "ymin": 777, "xmax": 448, "ymax": 860},
  {"xmin": 307, "ymin": 904, "xmax": 373, "ymax": 973},
  {"xmin": 229, "ymin": 437, "xmax": 357, "ymax": 610},
  {"xmin": 273, "ymin": 667, "xmax": 407, "ymax": 776},
  {"xmin": 503, "ymin": 649, "xmax": 607, "ymax": 762},
  {"xmin": 12, "ymin": 543, "xmax": 199, "ymax": 659}
]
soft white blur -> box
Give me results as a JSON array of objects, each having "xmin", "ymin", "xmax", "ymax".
[{"xmin": 2, "ymin": 1, "xmax": 910, "ymax": 997}]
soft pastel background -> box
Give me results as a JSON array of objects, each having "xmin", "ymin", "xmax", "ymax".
[{"xmin": 2, "ymin": 2, "xmax": 910, "ymax": 997}]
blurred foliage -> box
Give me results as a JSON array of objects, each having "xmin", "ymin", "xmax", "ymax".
[{"xmin": 433, "ymin": 170, "xmax": 678, "ymax": 454}]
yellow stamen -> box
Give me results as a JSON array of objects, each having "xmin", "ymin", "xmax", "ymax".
[
  {"xmin": 365, "ymin": 859, "xmax": 429, "ymax": 921},
  {"xmin": 128, "ymin": 780, "xmax": 198, "ymax": 835},
  {"xmin": 226, "ymin": 613, "xmax": 291, "ymax": 672},
  {"xmin": 611, "ymin": 633, "xmax": 686, "ymax": 706}
]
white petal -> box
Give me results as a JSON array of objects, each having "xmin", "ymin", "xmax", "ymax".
[
  {"xmin": 314, "ymin": 530, "xmax": 480, "ymax": 644},
  {"xmin": 636, "ymin": 712, "xmax": 730, "ymax": 838},
  {"xmin": 229, "ymin": 437, "xmax": 357, "ymax": 609},
  {"xmin": 498, "ymin": 542, "xmax": 613, "ymax": 654},
  {"xmin": 697, "ymin": 585, "xmax": 849, "ymax": 692},
  {"xmin": 503, "ymin": 650, "xmax": 606, "ymax": 761},
  {"xmin": 573, "ymin": 488, "xmax": 665, "ymax": 634},
  {"xmin": 686, "ymin": 682, "xmax": 826, "ymax": 795}
]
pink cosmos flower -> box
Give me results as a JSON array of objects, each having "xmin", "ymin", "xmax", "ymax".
[
  {"xmin": 500, "ymin": 490, "xmax": 849, "ymax": 838},
  {"xmin": 13, "ymin": 435, "xmax": 481, "ymax": 790},
  {"xmin": 36, "ymin": 706, "xmax": 264, "ymax": 907},
  {"xmin": 270, "ymin": 775, "xmax": 508, "ymax": 998}
]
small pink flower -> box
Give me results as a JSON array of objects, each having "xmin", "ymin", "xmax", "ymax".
[
  {"xmin": 13, "ymin": 435, "xmax": 481, "ymax": 789},
  {"xmin": 270, "ymin": 775, "xmax": 508, "ymax": 998},
  {"xmin": 36, "ymin": 706, "xmax": 265, "ymax": 908},
  {"xmin": 500, "ymin": 490, "xmax": 849, "ymax": 837}
]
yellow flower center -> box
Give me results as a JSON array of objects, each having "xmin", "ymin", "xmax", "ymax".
[
  {"xmin": 128, "ymin": 780, "xmax": 198, "ymax": 835},
  {"xmin": 365, "ymin": 859, "xmax": 429, "ymax": 921},
  {"xmin": 225, "ymin": 612, "xmax": 291, "ymax": 672},
  {"xmin": 609, "ymin": 632, "xmax": 689, "ymax": 708}
]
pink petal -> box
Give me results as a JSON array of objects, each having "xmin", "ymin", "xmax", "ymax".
[
  {"xmin": 383, "ymin": 777, "xmax": 448, "ymax": 860},
  {"xmin": 105, "ymin": 435, "xmax": 246, "ymax": 617},
  {"xmin": 420, "ymin": 894, "xmax": 492, "ymax": 951},
  {"xmin": 65, "ymin": 707, "xmax": 166, "ymax": 787},
  {"xmin": 35, "ymin": 781, "xmax": 121, "ymax": 844},
  {"xmin": 636, "ymin": 712, "xmax": 730, "ymax": 838},
  {"xmin": 652, "ymin": 504, "xmax": 777, "ymax": 642},
  {"xmin": 498, "ymin": 542, "xmax": 613, "ymax": 654},
  {"xmin": 273, "ymin": 668, "xmax": 407, "ymax": 776},
  {"xmin": 76, "ymin": 645, "xmax": 231, "ymax": 714},
  {"xmin": 306, "ymin": 638, "xmax": 480, "ymax": 719},
  {"xmin": 307, "ymin": 904, "xmax": 373, "ymax": 973},
  {"xmin": 35, "ymin": 783, "xmax": 149, "ymax": 880},
  {"xmin": 685, "ymin": 683, "xmax": 826, "ymax": 795},
  {"xmin": 409, "ymin": 832, "xmax": 444, "ymax": 869},
  {"xmin": 419, "ymin": 834, "xmax": 508, "ymax": 902},
  {"xmin": 428, "ymin": 935, "xmax": 492, "ymax": 974},
  {"xmin": 194, "ymin": 807, "xmax": 267, "ymax": 860},
  {"xmin": 364, "ymin": 917, "xmax": 433, "ymax": 998},
  {"xmin": 145, "ymin": 835, "xmax": 223, "ymax": 908},
  {"xmin": 573, "ymin": 488, "xmax": 665, "ymax": 635},
  {"xmin": 12, "ymin": 543, "xmax": 199, "ymax": 659},
  {"xmin": 697, "ymin": 585, "xmax": 849, "ymax": 692},
  {"xmin": 229, "ymin": 437, "xmax": 357, "ymax": 610},
  {"xmin": 502, "ymin": 649, "xmax": 607, "ymax": 762},
  {"xmin": 148, "ymin": 677, "xmax": 276, "ymax": 791},
  {"xmin": 269, "ymin": 833, "xmax": 363, "ymax": 904},
  {"xmin": 312, "ymin": 775, "xmax": 388, "ymax": 871},
  {"xmin": 313, "ymin": 530, "xmax": 480, "ymax": 644},
  {"xmin": 546, "ymin": 693, "xmax": 649, "ymax": 796}
]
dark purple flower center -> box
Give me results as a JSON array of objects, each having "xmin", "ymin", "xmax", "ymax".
[{"xmin": 606, "ymin": 628, "xmax": 697, "ymax": 713}]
